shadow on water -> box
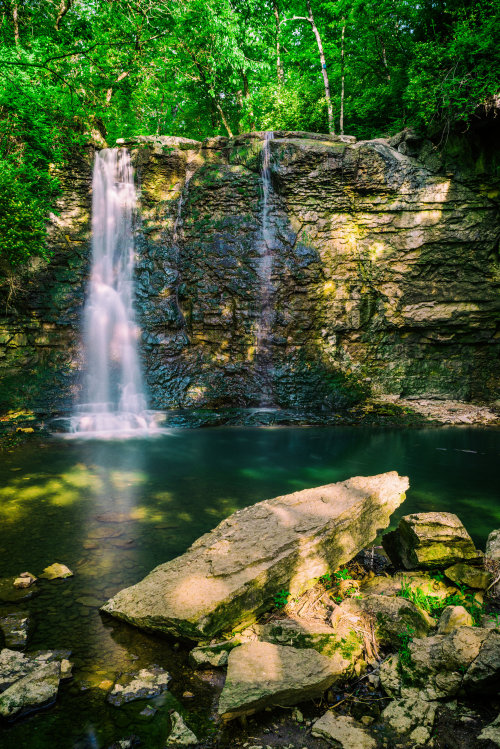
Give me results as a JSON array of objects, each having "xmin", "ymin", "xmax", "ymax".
[{"xmin": 0, "ymin": 426, "xmax": 499, "ymax": 747}]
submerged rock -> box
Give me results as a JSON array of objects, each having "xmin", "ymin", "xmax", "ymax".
[
  {"xmin": 0, "ymin": 577, "xmax": 38, "ymax": 604},
  {"xmin": 382, "ymin": 512, "xmax": 482, "ymax": 570},
  {"xmin": 107, "ymin": 667, "xmax": 171, "ymax": 706},
  {"xmin": 102, "ymin": 472, "xmax": 409, "ymax": 640},
  {"xmin": 0, "ymin": 648, "xmax": 72, "ymax": 694},
  {"xmin": 311, "ymin": 712, "xmax": 376, "ymax": 749},
  {"xmin": 165, "ymin": 711, "xmax": 198, "ymax": 746},
  {"xmin": 218, "ymin": 641, "xmax": 341, "ymax": 720},
  {"xmin": 0, "ymin": 661, "xmax": 60, "ymax": 719},
  {"xmin": 40, "ymin": 563, "xmax": 73, "ymax": 580},
  {"xmin": 0, "ymin": 613, "xmax": 30, "ymax": 650}
]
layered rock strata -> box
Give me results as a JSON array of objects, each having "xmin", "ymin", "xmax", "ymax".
[{"xmin": 1, "ymin": 131, "xmax": 499, "ymax": 413}]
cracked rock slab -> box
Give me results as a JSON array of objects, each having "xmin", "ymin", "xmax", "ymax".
[
  {"xmin": 0, "ymin": 661, "xmax": 60, "ymax": 719},
  {"xmin": 102, "ymin": 472, "xmax": 408, "ymax": 640}
]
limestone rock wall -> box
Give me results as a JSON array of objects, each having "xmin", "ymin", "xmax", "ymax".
[{"xmin": 0, "ymin": 132, "xmax": 498, "ymax": 414}]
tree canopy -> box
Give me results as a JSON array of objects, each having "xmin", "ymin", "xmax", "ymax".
[{"xmin": 0, "ymin": 0, "xmax": 499, "ymax": 267}]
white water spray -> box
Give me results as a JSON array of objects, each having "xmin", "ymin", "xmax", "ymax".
[
  {"xmin": 71, "ymin": 148, "xmax": 155, "ymax": 437},
  {"xmin": 255, "ymin": 131, "xmax": 275, "ymax": 406}
]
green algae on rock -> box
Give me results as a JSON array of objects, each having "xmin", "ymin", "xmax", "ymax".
[
  {"xmin": 101, "ymin": 472, "xmax": 408, "ymax": 640},
  {"xmin": 382, "ymin": 512, "xmax": 483, "ymax": 570}
]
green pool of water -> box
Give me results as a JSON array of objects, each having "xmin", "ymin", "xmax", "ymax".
[{"xmin": 0, "ymin": 426, "xmax": 499, "ymax": 748}]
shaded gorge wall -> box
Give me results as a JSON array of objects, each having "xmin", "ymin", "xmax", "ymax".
[{"xmin": 0, "ymin": 131, "xmax": 499, "ymax": 415}]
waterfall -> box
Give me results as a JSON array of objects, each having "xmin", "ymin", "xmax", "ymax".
[
  {"xmin": 71, "ymin": 148, "xmax": 155, "ymax": 437},
  {"xmin": 255, "ymin": 131, "xmax": 275, "ymax": 406}
]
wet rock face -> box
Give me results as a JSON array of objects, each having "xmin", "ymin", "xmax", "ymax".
[{"xmin": 1, "ymin": 131, "xmax": 498, "ymax": 413}]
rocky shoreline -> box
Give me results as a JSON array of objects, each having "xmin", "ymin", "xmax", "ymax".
[{"xmin": 1, "ymin": 473, "xmax": 499, "ymax": 747}]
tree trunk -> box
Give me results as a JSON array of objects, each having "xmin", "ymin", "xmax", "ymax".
[
  {"xmin": 12, "ymin": 3, "xmax": 19, "ymax": 45},
  {"xmin": 306, "ymin": 0, "xmax": 334, "ymax": 134},
  {"xmin": 340, "ymin": 19, "xmax": 345, "ymax": 135},
  {"xmin": 106, "ymin": 71, "xmax": 129, "ymax": 104},
  {"xmin": 272, "ymin": 0, "xmax": 283, "ymax": 83},
  {"xmin": 215, "ymin": 100, "xmax": 233, "ymax": 137},
  {"xmin": 55, "ymin": 0, "xmax": 72, "ymax": 31}
]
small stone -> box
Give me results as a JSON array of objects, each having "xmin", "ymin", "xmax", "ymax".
[
  {"xmin": 166, "ymin": 711, "xmax": 198, "ymax": 746},
  {"xmin": 312, "ymin": 712, "xmax": 376, "ymax": 749},
  {"xmin": 189, "ymin": 640, "xmax": 236, "ymax": 668},
  {"xmin": 486, "ymin": 530, "xmax": 500, "ymax": 562},
  {"xmin": 108, "ymin": 737, "xmax": 140, "ymax": 749},
  {"xmin": 182, "ymin": 690, "xmax": 194, "ymax": 699},
  {"xmin": 107, "ymin": 667, "xmax": 171, "ymax": 706},
  {"xmin": 76, "ymin": 596, "xmax": 102, "ymax": 607},
  {"xmin": 360, "ymin": 715, "xmax": 374, "ymax": 726},
  {"xmin": 13, "ymin": 573, "xmax": 37, "ymax": 589},
  {"xmin": 139, "ymin": 705, "xmax": 157, "ymax": 717},
  {"xmin": 98, "ymin": 679, "xmax": 114, "ymax": 691},
  {"xmin": 444, "ymin": 563, "xmax": 492, "ymax": 590},
  {"xmin": 437, "ymin": 606, "xmax": 474, "ymax": 634},
  {"xmin": 292, "ymin": 706, "xmax": 304, "ymax": 722},
  {"xmin": 40, "ymin": 563, "xmax": 73, "ymax": 580}
]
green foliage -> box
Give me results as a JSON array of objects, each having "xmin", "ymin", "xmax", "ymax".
[
  {"xmin": 334, "ymin": 568, "xmax": 352, "ymax": 581},
  {"xmin": 0, "ymin": 0, "xmax": 497, "ymax": 266},
  {"xmin": 398, "ymin": 577, "xmax": 486, "ymax": 625},
  {"xmin": 273, "ymin": 589, "xmax": 291, "ymax": 608},
  {"xmin": 398, "ymin": 625, "xmax": 415, "ymax": 670}
]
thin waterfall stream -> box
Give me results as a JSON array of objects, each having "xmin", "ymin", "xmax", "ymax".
[
  {"xmin": 255, "ymin": 131, "xmax": 275, "ymax": 407},
  {"xmin": 70, "ymin": 148, "xmax": 155, "ymax": 437}
]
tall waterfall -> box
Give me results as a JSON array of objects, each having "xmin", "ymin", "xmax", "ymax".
[
  {"xmin": 71, "ymin": 148, "xmax": 154, "ymax": 437},
  {"xmin": 255, "ymin": 131, "xmax": 275, "ymax": 406}
]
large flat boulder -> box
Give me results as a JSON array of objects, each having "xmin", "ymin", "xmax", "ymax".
[
  {"xmin": 218, "ymin": 641, "xmax": 342, "ymax": 720},
  {"xmin": 102, "ymin": 472, "xmax": 409, "ymax": 640}
]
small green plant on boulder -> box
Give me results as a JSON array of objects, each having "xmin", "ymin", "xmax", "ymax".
[{"xmin": 273, "ymin": 589, "xmax": 290, "ymax": 609}]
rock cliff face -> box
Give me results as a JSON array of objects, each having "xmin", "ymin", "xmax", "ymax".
[{"xmin": 0, "ymin": 131, "xmax": 498, "ymax": 414}]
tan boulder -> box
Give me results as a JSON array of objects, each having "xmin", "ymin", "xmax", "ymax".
[
  {"xmin": 218, "ymin": 641, "xmax": 342, "ymax": 720},
  {"xmin": 102, "ymin": 472, "xmax": 408, "ymax": 640}
]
